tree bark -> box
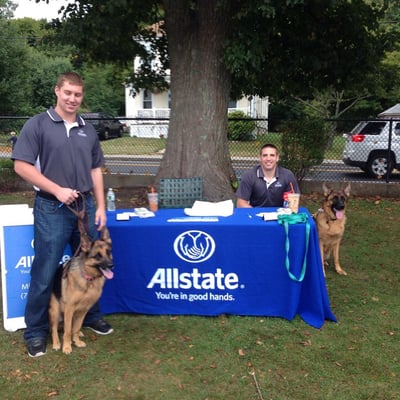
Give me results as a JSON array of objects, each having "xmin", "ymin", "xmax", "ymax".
[{"xmin": 159, "ymin": 0, "xmax": 236, "ymax": 201}]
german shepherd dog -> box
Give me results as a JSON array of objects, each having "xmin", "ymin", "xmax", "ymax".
[
  {"xmin": 313, "ymin": 183, "xmax": 351, "ymax": 276},
  {"xmin": 49, "ymin": 226, "xmax": 114, "ymax": 354}
]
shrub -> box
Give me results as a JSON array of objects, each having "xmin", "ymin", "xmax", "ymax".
[
  {"xmin": 227, "ymin": 111, "xmax": 257, "ymax": 141},
  {"xmin": 0, "ymin": 158, "xmax": 20, "ymax": 191},
  {"xmin": 280, "ymin": 117, "xmax": 329, "ymax": 182}
]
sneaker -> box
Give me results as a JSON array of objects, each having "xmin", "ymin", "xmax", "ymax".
[
  {"xmin": 84, "ymin": 319, "xmax": 113, "ymax": 335},
  {"xmin": 27, "ymin": 338, "xmax": 47, "ymax": 358}
]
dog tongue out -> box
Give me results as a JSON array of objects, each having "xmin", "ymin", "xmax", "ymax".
[
  {"xmin": 101, "ymin": 269, "xmax": 114, "ymax": 279},
  {"xmin": 335, "ymin": 209, "xmax": 344, "ymax": 220}
]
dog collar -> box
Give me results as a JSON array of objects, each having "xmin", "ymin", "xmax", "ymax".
[
  {"xmin": 84, "ymin": 273, "xmax": 96, "ymax": 282},
  {"xmin": 317, "ymin": 208, "xmax": 337, "ymax": 222}
]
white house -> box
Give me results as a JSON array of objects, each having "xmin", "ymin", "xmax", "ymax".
[
  {"xmin": 125, "ymin": 25, "xmax": 269, "ymax": 138},
  {"xmin": 125, "ymin": 86, "xmax": 269, "ymax": 138}
]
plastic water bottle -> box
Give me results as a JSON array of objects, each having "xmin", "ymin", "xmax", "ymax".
[
  {"xmin": 107, "ymin": 188, "xmax": 116, "ymax": 211},
  {"xmin": 283, "ymin": 191, "xmax": 290, "ymax": 208}
]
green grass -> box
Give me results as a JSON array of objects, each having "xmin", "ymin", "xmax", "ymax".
[
  {"xmin": 0, "ymin": 192, "xmax": 399, "ymax": 399},
  {"xmin": 100, "ymin": 135, "xmax": 168, "ymax": 156}
]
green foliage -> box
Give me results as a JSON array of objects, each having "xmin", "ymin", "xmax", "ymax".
[
  {"xmin": 0, "ymin": 19, "xmax": 32, "ymax": 115},
  {"xmin": 0, "ymin": 15, "xmax": 126, "ymax": 119},
  {"xmin": 82, "ymin": 64, "xmax": 128, "ymax": 115},
  {"xmin": 227, "ymin": 111, "xmax": 256, "ymax": 141},
  {"xmin": 0, "ymin": 158, "xmax": 19, "ymax": 190},
  {"xmin": 28, "ymin": 52, "xmax": 73, "ymax": 113},
  {"xmin": 0, "ymin": 158, "xmax": 13, "ymax": 168},
  {"xmin": 280, "ymin": 117, "xmax": 329, "ymax": 181},
  {"xmin": 226, "ymin": 1, "xmax": 394, "ymax": 100}
]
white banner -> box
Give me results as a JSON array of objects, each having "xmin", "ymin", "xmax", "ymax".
[{"xmin": 0, "ymin": 205, "xmax": 70, "ymax": 332}]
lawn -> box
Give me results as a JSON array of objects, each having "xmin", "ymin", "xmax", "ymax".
[{"xmin": 0, "ymin": 191, "xmax": 398, "ymax": 400}]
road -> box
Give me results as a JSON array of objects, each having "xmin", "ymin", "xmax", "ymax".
[{"xmin": 104, "ymin": 156, "xmax": 400, "ymax": 183}]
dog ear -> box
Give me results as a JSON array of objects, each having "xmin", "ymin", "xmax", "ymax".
[
  {"xmin": 322, "ymin": 183, "xmax": 331, "ymax": 196},
  {"xmin": 343, "ymin": 183, "xmax": 351, "ymax": 197},
  {"xmin": 101, "ymin": 226, "xmax": 111, "ymax": 242}
]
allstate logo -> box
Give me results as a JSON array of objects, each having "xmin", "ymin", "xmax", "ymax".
[{"xmin": 173, "ymin": 230, "xmax": 216, "ymax": 263}]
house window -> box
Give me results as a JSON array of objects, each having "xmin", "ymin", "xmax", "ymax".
[
  {"xmin": 143, "ymin": 89, "xmax": 152, "ymax": 109},
  {"xmin": 228, "ymin": 99, "xmax": 237, "ymax": 109}
]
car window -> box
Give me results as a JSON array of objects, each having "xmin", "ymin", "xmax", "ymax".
[
  {"xmin": 359, "ymin": 122, "xmax": 386, "ymax": 135},
  {"xmin": 350, "ymin": 121, "xmax": 366, "ymax": 134}
]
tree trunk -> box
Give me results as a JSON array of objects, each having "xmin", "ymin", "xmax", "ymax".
[{"xmin": 159, "ymin": 0, "xmax": 236, "ymax": 201}]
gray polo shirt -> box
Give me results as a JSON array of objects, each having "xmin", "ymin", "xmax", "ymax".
[
  {"xmin": 12, "ymin": 107, "xmax": 104, "ymax": 192},
  {"xmin": 236, "ymin": 165, "xmax": 300, "ymax": 207}
]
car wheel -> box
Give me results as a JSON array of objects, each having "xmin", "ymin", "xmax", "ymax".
[
  {"xmin": 103, "ymin": 129, "xmax": 110, "ymax": 140},
  {"xmin": 118, "ymin": 127, "xmax": 123, "ymax": 138},
  {"xmin": 367, "ymin": 152, "xmax": 393, "ymax": 178}
]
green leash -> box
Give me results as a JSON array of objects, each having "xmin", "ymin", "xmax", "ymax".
[{"xmin": 277, "ymin": 213, "xmax": 310, "ymax": 282}]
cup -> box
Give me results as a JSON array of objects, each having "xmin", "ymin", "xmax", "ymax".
[
  {"xmin": 287, "ymin": 193, "xmax": 300, "ymax": 213},
  {"xmin": 147, "ymin": 193, "xmax": 158, "ymax": 212}
]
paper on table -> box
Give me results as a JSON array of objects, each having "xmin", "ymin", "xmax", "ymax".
[
  {"xmin": 257, "ymin": 212, "xmax": 279, "ymax": 221},
  {"xmin": 256, "ymin": 208, "xmax": 293, "ymax": 221},
  {"xmin": 184, "ymin": 200, "xmax": 234, "ymax": 217},
  {"xmin": 167, "ymin": 217, "xmax": 219, "ymax": 222}
]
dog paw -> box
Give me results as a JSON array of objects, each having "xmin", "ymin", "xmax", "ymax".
[
  {"xmin": 52, "ymin": 344, "xmax": 61, "ymax": 351},
  {"xmin": 73, "ymin": 339, "xmax": 87, "ymax": 348},
  {"xmin": 336, "ymin": 268, "xmax": 347, "ymax": 276},
  {"xmin": 62, "ymin": 345, "xmax": 72, "ymax": 354}
]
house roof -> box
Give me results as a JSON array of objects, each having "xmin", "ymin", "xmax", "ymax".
[{"xmin": 378, "ymin": 104, "xmax": 400, "ymax": 117}]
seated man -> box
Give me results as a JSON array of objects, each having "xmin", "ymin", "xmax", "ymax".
[{"xmin": 236, "ymin": 143, "xmax": 299, "ymax": 208}]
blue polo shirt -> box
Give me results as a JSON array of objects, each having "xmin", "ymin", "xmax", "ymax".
[
  {"xmin": 12, "ymin": 107, "xmax": 104, "ymax": 193},
  {"xmin": 236, "ymin": 165, "xmax": 300, "ymax": 207}
]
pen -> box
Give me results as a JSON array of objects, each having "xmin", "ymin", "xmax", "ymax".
[{"xmin": 59, "ymin": 189, "xmax": 77, "ymax": 208}]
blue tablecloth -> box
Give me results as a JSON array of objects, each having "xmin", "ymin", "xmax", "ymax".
[{"xmin": 100, "ymin": 207, "xmax": 337, "ymax": 328}]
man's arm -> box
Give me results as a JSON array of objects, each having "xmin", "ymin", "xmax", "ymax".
[
  {"xmin": 91, "ymin": 167, "xmax": 106, "ymax": 230},
  {"xmin": 14, "ymin": 160, "xmax": 77, "ymax": 204},
  {"xmin": 236, "ymin": 197, "xmax": 252, "ymax": 208}
]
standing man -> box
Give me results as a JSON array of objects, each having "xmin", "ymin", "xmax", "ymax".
[
  {"xmin": 236, "ymin": 143, "xmax": 299, "ymax": 208},
  {"xmin": 12, "ymin": 72, "xmax": 113, "ymax": 358},
  {"xmin": 9, "ymin": 131, "xmax": 17, "ymax": 150}
]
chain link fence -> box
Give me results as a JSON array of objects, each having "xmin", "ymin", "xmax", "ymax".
[{"xmin": 1, "ymin": 116, "xmax": 400, "ymax": 187}]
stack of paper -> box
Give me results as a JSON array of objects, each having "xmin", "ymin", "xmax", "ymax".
[{"xmin": 184, "ymin": 200, "xmax": 234, "ymax": 217}]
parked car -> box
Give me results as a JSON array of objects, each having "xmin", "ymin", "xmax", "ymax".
[
  {"xmin": 117, "ymin": 117, "xmax": 130, "ymax": 133},
  {"xmin": 342, "ymin": 120, "xmax": 400, "ymax": 178},
  {"xmin": 81, "ymin": 112, "xmax": 123, "ymax": 140}
]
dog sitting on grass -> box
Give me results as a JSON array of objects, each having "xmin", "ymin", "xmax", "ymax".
[
  {"xmin": 49, "ymin": 226, "xmax": 114, "ymax": 354},
  {"xmin": 313, "ymin": 183, "xmax": 351, "ymax": 276}
]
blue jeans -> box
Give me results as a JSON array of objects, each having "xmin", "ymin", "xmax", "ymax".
[{"xmin": 23, "ymin": 194, "xmax": 103, "ymax": 342}]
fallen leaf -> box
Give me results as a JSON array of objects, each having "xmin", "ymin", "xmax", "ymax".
[{"xmin": 238, "ymin": 348, "xmax": 246, "ymax": 356}]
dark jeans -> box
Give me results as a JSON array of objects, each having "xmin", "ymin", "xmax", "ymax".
[{"xmin": 23, "ymin": 194, "xmax": 102, "ymax": 342}]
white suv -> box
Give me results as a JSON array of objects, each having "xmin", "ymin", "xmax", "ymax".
[{"xmin": 342, "ymin": 120, "xmax": 400, "ymax": 178}]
